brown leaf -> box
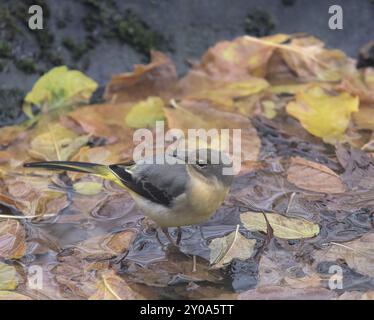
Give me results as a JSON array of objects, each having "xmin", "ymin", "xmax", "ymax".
[
  {"xmin": 313, "ymin": 233, "xmax": 374, "ymax": 277},
  {"xmin": 89, "ymin": 270, "xmax": 143, "ymax": 300},
  {"xmin": 1, "ymin": 176, "xmax": 69, "ymax": 218},
  {"xmin": 104, "ymin": 51, "xmax": 177, "ymax": 103},
  {"xmin": 0, "ymin": 219, "xmax": 26, "ymax": 259},
  {"xmin": 164, "ymin": 99, "xmax": 260, "ymax": 165},
  {"xmin": 287, "ymin": 157, "xmax": 346, "ymax": 193},
  {"xmin": 64, "ymin": 103, "xmax": 134, "ymax": 144},
  {"xmin": 239, "ymin": 285, "xmax": 337, "ymax": 300}
]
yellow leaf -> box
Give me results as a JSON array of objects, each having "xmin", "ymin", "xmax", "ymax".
[
  {"xmin": 73, "ymin": 182, "xmax": 103, "ymax": 196},
  {"xmin": 0, "ymin": 291, "xmax": 31, "ymax": 300},
  {"xmin": 188, "ymin": 79, "xmax": 269, "ymax": 110},
  {"xmin": 286, "ymin": 85, "xmax": 359, "ymax": 143},
  {"xmin": 29, "ymin": 123, "xmax": 89, "ymax": 161},
  {"xmin": 209, "ymin": 225, "xmax": 256, "ymax": 269},
  {"xmin": 0, "ymin": 263, "xmax": 18, "ymax": 290},
  {"xmin": 262, "ymin": 100, "xmax": 277, "ymax": 119},
  {"xmin": 240, "ymin": 211, "xmax": 320, "ymax": 239},
  {"xmin": 24, "ymin": 66, "xmax": 98, "ymax": 110},
  {"xmin": 125, "ymin": 96, "xmax": 165, "ymax": 128}
]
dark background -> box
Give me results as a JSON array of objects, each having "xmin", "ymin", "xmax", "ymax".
[{"xmin": 0, "ymin": 0, "xmax": 373, "ymax": 126}]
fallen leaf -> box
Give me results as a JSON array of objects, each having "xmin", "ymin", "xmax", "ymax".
[
  {"xmin": 89, "ymin": 271, "xmax": 143, "ymax": 300},
  {"xmin": 287, "ymin": 157, "xmax": 345, "ymax": 193},
  {"xmin": 104, "ymin": 51, "xmax": 177, "ymax": 103},
  {"xmin": 0, "ymin": 263, "xmax": 18, "ymax": 290},
  {"xmin": 278, "ymin": 35, "xmax": 351, "ymax": 82},
  {"xmin": 185, "ymin": 79, "xmax": 269, "ymax": 113},
  {"xmin": 352, "ymin": 104, "xmax": 374, "ymax": 130},
  {"xmin": 239, "ymin": 285, "xmax": 337, "ymax": 300},
  {"xmin": 313, "ymin": 233, "xmax": 374, "ymax": 277},
  {"xmin": 73, "ymin": 181, "xmax": 103, "ymax": 196},
  {"xmin": 24, "ymin": 66, "xmax": 98, "ymax": 112},
  {"xmin": 0, "ymin": 219, "xmax": 26, "ymax": 259},
  {"xmin": 29, "ymin": 123, "xmax": 89, "ymax": 161},
  {"xmin": 336, "ymin": 145, "xmax": 374, "ymax": 190},
  {"xmin": 192, "ymin": 34, "xmax": 290, "ymax": 80},
  {"xmin": 209, "ymin": 225, "xmax": 256, "ymax": 268},
  {"xmin": 64, "ymin": 102, "xmax": 134, "ymax": 144},
  {"xmin": 286, "ymin": 85, "xmax": 359, "ymax": 143},
  {"xmin": 0, "ymin": 291, "xmax": 31, "ymax": 300},
  {"xmin": 240, "ymin": 211, "xmax": 320, "ymax": 239},
  {"xmin": 164, "ymin": 99, "xmax": 260, "ymax": 166},
  {"xmin": 2, "ymin": 176, "xmax": 69, "ymax": 218},
  {"xmin": 125, "ymin": 96, "xmax": 165, "ymax": 128}
]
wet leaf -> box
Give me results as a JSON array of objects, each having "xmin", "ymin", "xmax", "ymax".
[
  {"xmin": 239, "ymin": 285, "xmax": 337, "ymax": 300},
  {"xmin": 313, "ymin": 234, "xmax": 374, "ymax": 277},
  {"xmin": 0, "ymin": 263, "xmax": 18, "ymax": 290},
  {"xmin": 287, "ymin": 157, "xmax": 345, "ymax": 193},
  {"xmin": 24, "ymin": 66, "xmax": 98, "ymax": 111},
  {"xmin": 2, "ymin": 176, "xmax": 69, "ymax": 217},
  {"xmin": 29, "ymin": 123, "xmax": 89, "ymax": 161},
  {"xmin": 286, "ymin": 85, "xmax": 359, "ymax": 143},
  {"xmin": 240, "ymin": 211, "xmax": 320, "ymax": 239},
  {"xmin": 209, "ymin": 225, "xmax": 256, "ymax": 268},
  {"xmin": 125, "ymin": 96, "xmax": 165, "ymax": 128},
  {"xmin": 0, "ymin": 219, "xmax": 26, "ymax": 259},
  {"xmin": 0, "ymin": 291, "xmax": 31, "ymax": 300},
  {"xmin": 73, "ymin": 181, "xmax": 103, "ymax": 196},
  {"xmin": 89, "ymin": 271, "xmax": 143, "ymax": 300}
]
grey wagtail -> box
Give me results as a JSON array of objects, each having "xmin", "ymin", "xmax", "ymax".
[{"xmin": 24, "ymin": 149, "xmax": 234, "ymax": 245}]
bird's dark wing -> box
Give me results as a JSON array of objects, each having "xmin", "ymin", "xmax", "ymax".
[{"xmin": 109, "ymin": 161, "xmax": 188, "ymax": 207}]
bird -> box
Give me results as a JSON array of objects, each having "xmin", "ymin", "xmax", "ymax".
[{"xmin": 23, "ymin": 149, "xmax": 234, "ymax": 245}]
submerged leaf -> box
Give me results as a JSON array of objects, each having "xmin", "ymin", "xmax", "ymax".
[
  {"xmin": 286, "ymin": 86, "xmax": 359, "ymax": 143},
  {"xmin": 240, "ymin": 211, "xmax": 320, "ymax": 239},
  {"xmin": 0, "ymin": 263, "xmax": 18, "ymax": 290},
  {"xmin": 313, "ymin": 233, "xmax": 374, "ymax": 277},
  {"xmin": 287, "ymin": 157, "xmax": 346, "ymax": 193},
  {"xmin": 73, "ymin": 182, "xmax": 103, "ymax": 196},
  {"xmin": 89, "ymin": 271, "xmax": 143, "ymax": 300},
  {"xmin": 0, "ymin": 291, "xmax": 31, "ymax": 300},
  {"xmin": 209, "ymin": 225, "xmax": 256, "ymax": 268}
]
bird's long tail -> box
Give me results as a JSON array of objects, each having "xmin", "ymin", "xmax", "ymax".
[{"xmin": 23, "ymin": 161, "xmax": 118, "ymax": 182}]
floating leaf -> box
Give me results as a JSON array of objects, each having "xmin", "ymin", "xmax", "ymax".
[
  {"xmin": 209, "ymin": 225, "xmax": 256, "ymax": 269},
  {"xmin": 24, "ymin": 66, "xmax": 98, "ymax": 111},
  {"xmin": 125, "ymin": 96, "xmax": 165, "ymax": 128},
  {"xmin": 241, "ymin": 211, "xmax": 320, "ymax": 239},
  {"xmin": 286, "ymin": 85, "xmax": 359, "ymax": 143},
  {"xmin": 287, "ymin": 157, "xmax": 345, "ymax": 193},
  {"xmin": 0, "ymin": 263, "xmax": 18, "ymax": 290},
  {"xmin": 73, "ymin": 182, "xmax": 103, "ymax": 196}
]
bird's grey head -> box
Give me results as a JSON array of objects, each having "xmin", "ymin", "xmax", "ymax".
[{"xmin": 187, "ymin": 149, "xmax": 235, "ymax": 187}]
